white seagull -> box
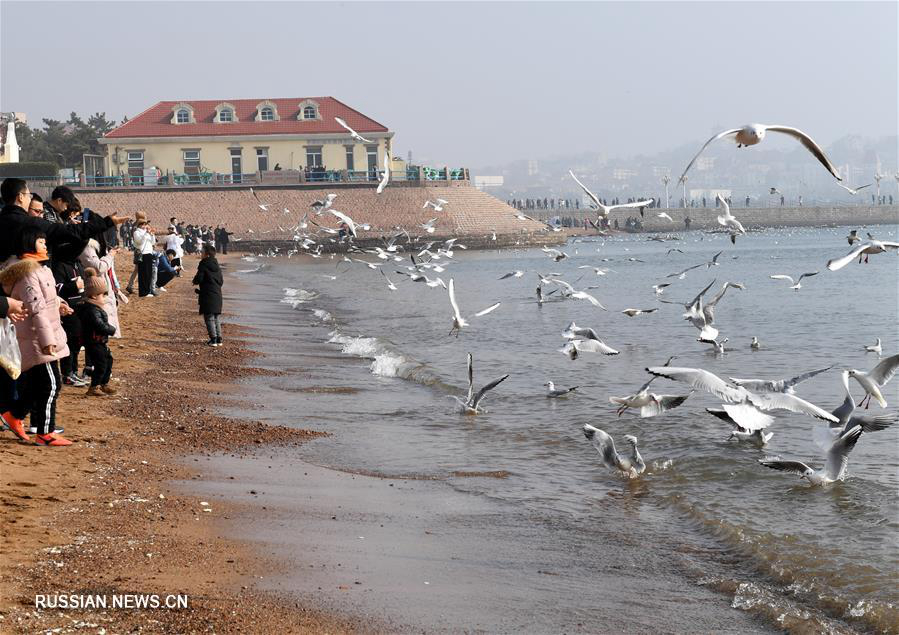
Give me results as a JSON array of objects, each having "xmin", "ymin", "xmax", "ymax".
[
  {"xmin": 769, "ymin": 271, "xmax": 818, "ymax": 291},
  {"xmin": 423, "ymin": 198, "xmax": 449, "ymax": 212},
  {"xmin": 826, "ymin": 240, "xmax": 899, "ymax": 270},
  {"xmin": 657, "ymin": 212, "xmax": 675, "ymax": 222},
  {"xmin": 560, "ymin": 322, "xmax": 619, "ymax": 357},
  {"xmin": 610, "ymin": 382, "xmax": 690, "ymax": 418},
  {"xmin": 334, "ymin": 117, "xmax": 373, "ymax": 143},
  {"xmin": 729, "ymin": 365, "xmax": 833, "ymax": 394},
  {"xmin": 750, "ymin": 336, "xmax": 760, "ymax": 350},
  {"xmin": 758, "ymin": 424, "xmax": 867, "ymax": 485},
  {"xmin": 447, "ymin": 278, "xmax": 500, "ymax": 336},
  {"xmin": 569, "ymin": 170, "xmax": 654, "ymax": 219},
  {"xmin": 679, "ymin": 124, "xmax": 842, "ymax": 183},
  {"xmin": 420, "ymin": 218, "xmax": 438, "ymax": 234},
  {"xmin": 846, "ymin": 229, "xmax": 860, "ymax": 245},
  {"xmin": 310, "ymin": 193, "xmax": 337, "ymax": 214},
  {"xmin": 706, "ymin": 408, "xmax": 773, "ymax": 445},
  {"xmin": 545, "ymin": 381, "xmax": 578, "ymax": 398},
  {"xmin": 836, "ymin": 182, "xmax": 872, "ymax": 196},
  {"xmin": 621, "ymin": 308, "xmax": 658, "ymax": 317},
  {"xmin": 582, "ymin": 425, "xmax": 646, "ymax": 478},
  {"xmin": 865, "ymin": 338, "xmax": 882, "ymax": 355},
  {"xmin": 498, "ymin": 270, "xmax": 524, "ymax": 280},
  {"xmin": 329, "ymin": 209, "xmax": 370, "ymax": 238},
  {"xmin": 849, "ymin": 354, "xmax": 899, "ymax": 409},
  {"xmin": 715, "ymin": 194, "xmax": 746, "ymax": 244},
  {"xmin": 451, "ymin": 353, "xmax": 509, "ymax": 414},
  {"xmin": 376, "ymin": 153, "xmax": 390, "ymax": 194}
]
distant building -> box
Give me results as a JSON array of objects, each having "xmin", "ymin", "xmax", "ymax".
[
  {"xmin": 696, "ymin": 157, "xmax": 715, "ymax": 171},
  {"xmin": 98, "ymin": 97, "xmax": 392, "ymax": 181},
  {"xmin": 612, "ymin": 168, "xmax": 637, "ymax": 181},
  {"xmin": 527, "ymin": 160, "xmax": 539, "ymax": 176},
  {"xmin": 473, "ymin": 175, "xmax": 504, "ymax": 190}
]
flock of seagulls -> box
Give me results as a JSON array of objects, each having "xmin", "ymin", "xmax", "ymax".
[{"xmin": 252, "ymin": 119, "xmax": 895, "ymax": 488}]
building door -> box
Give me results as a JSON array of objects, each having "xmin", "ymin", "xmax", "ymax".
[
  {"xmin": 366, "ymin": 146, "xmax": 378, "ymax": 181},
  {"xmin": 230, "ymin": 148, "xmax": 242, "ymax": 184}
]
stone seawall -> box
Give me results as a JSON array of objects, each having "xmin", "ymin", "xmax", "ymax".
[
  {"xmin": 536, "ymin": 205, "xmax": 897, "ymax": 232},
  {"xmin": 72, "ymin": 184, "xmax": 549, "ymax": 243}
]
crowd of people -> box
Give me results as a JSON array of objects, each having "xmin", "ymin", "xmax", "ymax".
[{"xmin": 0, "ymin": 178, "xmax": 225, "ymax": 448}]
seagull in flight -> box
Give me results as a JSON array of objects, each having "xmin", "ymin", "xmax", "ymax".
[
  {"xmin": 542, "ymin": 246, "xmax": 569, "ymax": 262},
  {"xmin": 447, "ymin": 278, "xmax": 501, "ymax": 336},
  {"xmin": 769, "ymin": 271, "xmax": 818, "ymax": 290},
  {"xmin": 758, "ymin": 424, "xmax": 869, "ymax": 485},
  {"xmin": 569, "ymin": 170, "xmax": 654, "ymax": 219},
  {"xmin": 679, "ymin": 124, "xmax": 842, "ymax": 183},
  {"xmin": 420, "ymin": 218, "xmax": 438, "ymax": 234},
  {"xmin": 582, "ymin": 425, "xmax": 645, "ymax": 478},
  {"xmin": 846, "ymin": 230, "xmax": 860, "ymax": 245},
  {"xmin": 311, "ymin": 193, "xmax": 337, "ymax": 214},
  {"xmin": 836, "ymin": 182, "xmax": 872, "ymax": 196},
  {"xmin": 451, "ymin": 353, "xmax": 508, "ymax": 414},
  {"xmin": 423, "ymin": 198, "xmax": 449, "ymax": 212},
  {"xmin": 249, "ymin": 187, "xmax": 271, "ymax": 211},
  {"xmin": 729, "ymin": 365, "xmax": 833, "ymax": 395},
  {"xmin": 334, "ymin": 116, "xmax": 373, "ymax": 143},
  {"xmin": 849, "ymin": 354, "xmax": 899, "ymax": 409},
  {"xmin": 329, "ymin": 209, "xmax": 370, "ymax": 238},
  {"xmin": 716, "ymin": 195, "xmax": 745, "ymax": 244},
  {"xmin": 376, "ymin": 153, "xmax": 390, "ymax": 194},
  {"xmin": 657, "ymin": 212, "xmax": 675, "ymax": 222},
  {"xmin": 498, "ymin": 270, "xmax": 524, "ymax": 280},
  {"xmin": 560, "ymin": 322, "xmax": 619, "ymax": 357},
  {"xmin": 609, "ymin": 359, "xmax": 689, "ymax": 418},
  {"xmin": 706, "ymin": 408, "xmax": 773, "ymax": 445},
  {"xmin": 621, "ymin": 308, "xmax": 658, "ymax": 317},
  {"xmin": 826, "ymin": 240, "xmax": 899, "ymax": 270}
]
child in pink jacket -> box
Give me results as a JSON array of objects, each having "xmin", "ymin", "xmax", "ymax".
[{"xmin": 0, "ymin": 229, "xmax": 72, "ymax": 446}]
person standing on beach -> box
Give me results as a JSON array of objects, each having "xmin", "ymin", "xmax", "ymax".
[
  {"xmin": 0, "ymin": 228, "xmax": 73, "ymax": 446},
  {"xmin": 164, "ymin": 226, "xmax": 184, "ymax": 268},
  {"xmin": 76, "ymin": 268, "xmax": 117, "ymax": 397},
  {"xmin": 192, "ymin": 244, "xmax": 224, "ymax": 347},
  {"xmin": 132, "ymin": 220, "xmax": 157, "ymax": 297}
]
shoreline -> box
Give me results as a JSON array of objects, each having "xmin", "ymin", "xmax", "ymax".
[{"xmin": 0, "ymin": 254, "xmax": 363, "ymax": 633}]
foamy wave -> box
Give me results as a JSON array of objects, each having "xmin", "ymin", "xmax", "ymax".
[
  {"xmin": 327, "ymin": 330, "xmax": 447, "ymax": 388},
  {"xmin": 281, "ymin": 287, "xmax": 319, "ymax": 308},
  {"xmin": 313, "ymin": 309, "xmax": 333, "ymax": 323}
]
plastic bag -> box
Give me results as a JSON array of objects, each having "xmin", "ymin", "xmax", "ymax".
[{"xmin": 0, "ymin": 318, "xmax": 22, "ymax": 380}]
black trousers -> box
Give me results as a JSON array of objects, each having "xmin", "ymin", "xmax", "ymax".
[
  {"xmin": 220, "ymin": 241, "xmax": 228, "ymax": 254},
  {"xmin": 60, "ymin": 314, "xmax": 82, "ymax": 376},
  {"xmin": 138, "ymin": 253, "xmax": 155, "ymax": 296},
  {"xmin": 16, "ymin": 361, "xmax": 61, "ymax": 435},
  {"xmin": 84, "ymin": 343, "xmax": 112, "ymax": 386}
]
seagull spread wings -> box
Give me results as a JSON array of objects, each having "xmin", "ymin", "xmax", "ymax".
[
  {"xmin": 376, "ymin": 153, "xmax": 390, "ymax": 194},
  {"xmin": 763, "ymin": 125, "xmax": 841, "ymax": 181},
  {"xmin": 334, "ymin": 117, "xmax": 373, "ymax": 143},
  {"xmin": 646, "ymin": 366, "xmax": 746, "ymax": 402}
]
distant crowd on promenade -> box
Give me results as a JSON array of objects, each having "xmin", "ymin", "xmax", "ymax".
[
  {"xmin": 0, "ymin": 178, "xmax": 225, "ymax": 449},
  {"xmin": 510, "ymin": 193, "xmax": 894, "ymax": 212}
]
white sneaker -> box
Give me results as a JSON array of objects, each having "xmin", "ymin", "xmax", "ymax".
[
  {"xmin": 156, "ymin": 287, "xmax": 167, "ymax": 293},
  {"xmin": 29, "ymin": 426, "xmax": 63, "ymax": 434}
]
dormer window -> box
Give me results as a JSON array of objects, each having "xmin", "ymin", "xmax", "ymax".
[
  {"xmin": 170, "ymin": 102, "xmax": 195, "ymax": 124},
  {"xmin": 214, "ymin": 102, "xmax": 238, "ymax": 124},
  {"xmin": 297, "ymin": 100, "xmax": 320, "ymax": 121},
  {"xmin": 254, "ymin": 100, "xmax": 280, "ymax": 122}
]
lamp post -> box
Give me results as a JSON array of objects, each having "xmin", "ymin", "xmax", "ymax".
[
  {"xmin": 662, "ymin": 175, "xmax": 671, "ymax": 208},
  {"xmin": 873, "ymin": 172, "xmax": 883, "ymax": 203},
  {"xmin": 678, "ymin": 175, "xmax": 688, "ymax": 208}
]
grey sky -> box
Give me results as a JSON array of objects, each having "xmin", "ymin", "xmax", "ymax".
[{"xmin": 2, "ymin": 1, "xmax": 896, "ymax": 168}]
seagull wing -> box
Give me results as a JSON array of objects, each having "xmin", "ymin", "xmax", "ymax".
[
  {"xmin": 472, "ymin": 302, "xmax": 501, "ymax": 318},
  {"xmin": 639, "ymin": 393, "xmax": 690, "ymax": 417},
  {"xmin": 472, "ymin": 374, "xmax": 510, "ymax": 410},
  {"xmin": 705, "ymin": 407, "xmax": 742, "ymax": 430},
  {"xmin": 783, "ymin": 365, "xmax": 834, "ymax": 390},
  {"xmin": 376, "ymin": 153, "xmax": 390, "ymax": 194},
  {"xmin": 585, "ymin": 426, "xmax": 622, "ymax": 471},
  {"xmin": 466, "ymin": 352, "xmax": 474, "ymax": 404},
  {"xmin": 797, "ymin": 271, "xmax": 819, "ymax": 283},
  {"xmin": 758, "ymin": 458, "xmax": 814, "ymax": 476},
  {"xmin": 728, "ymin": 378, "xmax": 779, "ymax": 393},
  {"xmin": 765, "ymin": 125, "xmax": 841, "ymax": 181},
  {"xmin": 329, "ymin": 209, "xmax": 358, "ymax": 237},
  {"xmin": 569, "ymin": 170, "xmax": 601, "ymax": 208},
  {"xmin": 572, "ymin": 291, "xmax": 607, "ymax": 310},
  {"xmin": 868, "ymin": 354, "xmax": 899, "ymax": 386},
  {"xmin": 770, "ymin": 274, "xmax": 795, "ymax": 284},
  {"xmin": 687, "ymin": 279, "xmax": 718, "ymax": 307},
  {"xmin": 607, "ymin": 199, "xmax": 656, "ymax": 211},
  {"xmin": 826, "ymin": 243, "xmax": 872, "ymax": 271},
  {"xmin": 448, "ymin": 278, "xmax": 464, "ymax": 323},
  {"xmin": 722, "ymin": 403, "xmax": 775, "ymax": 431},
  {"xmin": 844, "ymin": 412, "xmax": 898, "ymax": 435},
  {"xmin": 335, "ymin": 117, "xmax": 373, "ymax": 143},
  {"xmin": 747, "ymin": 392, "xmax": 838, "ymax": 423},
  {"xmin": 575, "ymin": 339, "xmax": 619, "ymax": 355},
  {"xmin": 679, "ymin": 128, "xmax": 742, "ymax": 182},
  {"xmin": 646, "ymin": 366, "xmax": 746, "ymax": 402},
  {"xmin": 823, "ymin": 425, "xmax": 863, "ymax": 481}
]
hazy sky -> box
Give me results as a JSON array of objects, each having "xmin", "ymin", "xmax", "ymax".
[{"xmin": 2, "ymin": 1, "xmax": 896, "ymax": 167}]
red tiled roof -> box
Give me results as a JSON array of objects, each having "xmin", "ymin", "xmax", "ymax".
[{"xmin": 104, "ymin": 97, "xmax": 389, "ymax": 139}]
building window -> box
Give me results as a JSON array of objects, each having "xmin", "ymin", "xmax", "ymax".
[
  {"xmin": 256, "ymin": 148, "xmax": 269, "ymax": 171},
  {"xmin": 366, "ymin": 145, "xmax": 378, "ymax": 175},
  {"xmin": 127, "ymin": 151, "xmax": 144, "ymax": 184},
  {"xmin": 303, "ymin": 105, "xmax": 317, "ymax": 120},
  {"xmin": 306, "ymin": 146, "xmax": 323, "ymax": 167},
  {"xmin": 260, "ymin": 107, "xmax": 274, "ymax": 121},
  {"xmin": 219, "ymin": 108, "xmax": 233, "ymax": 122},
  {"xmin": 183, "ymin": 150, "xmax": 200, "ymax": 174},
  {"xmin": 345, "ymin": 146, "xmax": 355, "ymax": 171},
  {"xmin": 175, "ymin": 109, "xmax": 190, "ymax": 124}
]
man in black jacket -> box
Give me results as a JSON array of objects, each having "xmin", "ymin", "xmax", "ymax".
[{"xmin": 0, "ymin": 178, "xmax": 125, "ymax": 265}]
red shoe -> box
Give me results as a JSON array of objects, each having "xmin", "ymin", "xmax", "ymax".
[
  {"xmin": 34, "ymin": 433, "xmax": 73, "ymax": 447},
  {"xmin": 1, "ymin": 411, "xmax": 30, "ymax": 442}
]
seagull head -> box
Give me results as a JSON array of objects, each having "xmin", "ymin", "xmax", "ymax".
[{"xmin": 582, "ymin": 424, "xmax": 597, "ymax": 440}]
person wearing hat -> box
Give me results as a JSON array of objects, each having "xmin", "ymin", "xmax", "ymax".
[{"xmin": 75, "ymin": 268, "xmax": 117, "ymax": 397}]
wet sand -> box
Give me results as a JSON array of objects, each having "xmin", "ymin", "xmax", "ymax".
[{"xmin": 0, "ymin": 254, "xmax": 364, "ymax": 633}]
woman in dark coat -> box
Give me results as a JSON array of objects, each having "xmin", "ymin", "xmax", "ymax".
[{"xmin": 192, "ymin": 244, "xmax": 224, "ymax": 347}]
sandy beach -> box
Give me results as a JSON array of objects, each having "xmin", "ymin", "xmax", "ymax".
[{"xmin": 0, "ymin": 253, "xmax": 365, "ymax": 633}]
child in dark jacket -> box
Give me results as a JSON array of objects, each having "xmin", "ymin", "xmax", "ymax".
[
  {"xmin": 76, "ymin": 268, "xmax": 117, "ymax": 396},
  {"xmin": 192, "ymin": 244, "xmax": 224, "ymax": 347}
]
